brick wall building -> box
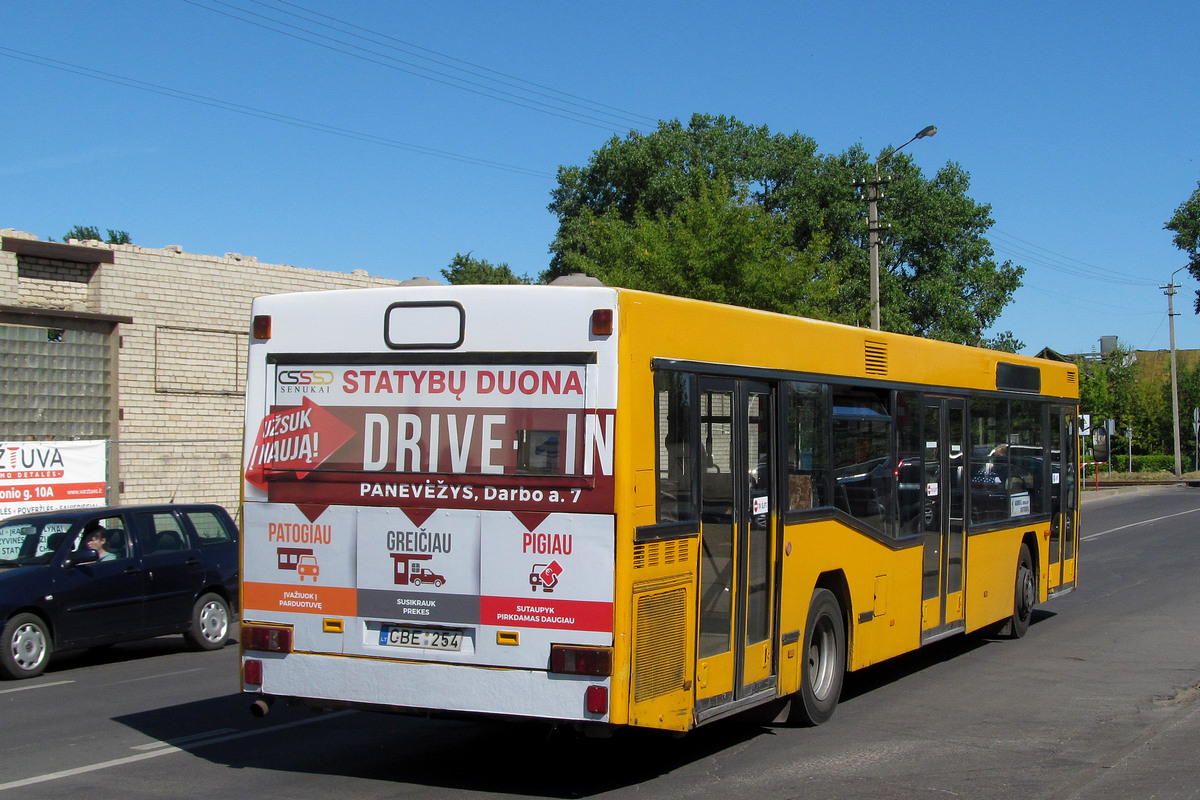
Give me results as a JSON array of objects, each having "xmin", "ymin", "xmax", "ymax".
[{"xmin": 1, "ymin": 228, "xmax": 401, "ymax": 516}]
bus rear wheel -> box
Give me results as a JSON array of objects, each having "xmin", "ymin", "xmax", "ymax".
[{"xmin": 789, "ymin": 588, "xmax": 845, "ymax": 726}]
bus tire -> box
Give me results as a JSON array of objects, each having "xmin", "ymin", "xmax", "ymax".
[
  {"xmin": 184, "ymin": 593, "xmax": 231, "ymax": 651},
  {"xmin": 2, "ymin": 613, "xmax": 52, "ymax": 680},
  {"xmin": 790, "ymin": 588, "xmax": 845, "ymax": 726},
  {"xmin": 1007, "ymin": 543, "xmax": 1035, "ymax": 639}
]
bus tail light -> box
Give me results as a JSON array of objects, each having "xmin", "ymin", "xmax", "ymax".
[
  {"xmin": 591, "ymin": 309, "xmax": 613, "ymax": 336},
  {"xmin": 252, "ymin": 314, "xmax": 272, "ymax": 340},
  {"xmin": 243, "ymin": 658, "xmax": 263, "ymax": 685},
  {"xmin": 242, "ymin": 624, "xmax": 293, "ymax": 653},
  {"xmin": 585, "ymin": 685, "xmax": 608, "ymax": 714},
  {"xmin": 550, "ymin": 644, "xmax": 613, "ymax": 676}
]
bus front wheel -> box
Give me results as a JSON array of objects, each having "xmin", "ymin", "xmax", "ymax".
[
  {"xmin": 1006, "ymin": 543, "xmax": 1035, "ymax": 639},
  {"xmin": 790, "ymin": 588, "xmax": 845, "ymax": 726}
]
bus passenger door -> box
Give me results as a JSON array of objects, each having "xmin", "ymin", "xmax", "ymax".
[
  {"xmin": 1047, "ymin": 408, "xmax": 1079, "ymax": 593},
  {"xmin": 695, "ymin": 378, "xmax": 778, "ymax": 710},
  {"xmin": 921, "ymin": 397, "xmax": 967, "ymax": 642}
]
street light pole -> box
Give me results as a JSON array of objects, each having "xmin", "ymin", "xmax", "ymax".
[{"xmin": 860, "ymin": 125, "xmax": 937, "ymax": 330}]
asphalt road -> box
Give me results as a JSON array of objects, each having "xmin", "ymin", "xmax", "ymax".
[{"xmin": 2, "ymin": 485, "xmax": 1199, "ymax": 799}]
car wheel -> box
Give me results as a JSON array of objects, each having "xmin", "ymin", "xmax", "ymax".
[
  {"xmin": 184, "ymin": 593, "xmax": 231, "ymax": 651},
  {"xmin": 412, "ymin": 578, "xmax": 422, "ymax": 586},
  {"xmin": 2, "ymin": 613, "xmax": 52, "ymax": 680},
  {"xmin": 434, "ymin": 579, "xmax": 444, "ymax": 588}
]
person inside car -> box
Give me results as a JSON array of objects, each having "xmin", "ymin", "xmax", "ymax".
[{"xmin": 82, "ymin": 521, "xmax": 117, "ymax": 562}]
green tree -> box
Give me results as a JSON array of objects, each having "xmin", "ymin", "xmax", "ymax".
[
  {"xmin": 1175, "ymin": 358, "xmax": 1200, "ymax": 469},
  {"xmin": 441, "ymin": 253, "xmax": 530, "ymax": 285},
  {"xmin": 547, "ymin": 114, "xmax": 1023, "ymax": 344},
  {"xmin": 980, "ymin": 331, "xmax": 1024, "ymax": 353},
  {"xmin": 63, "ymin": 225, "xmax": 101, "ymax": 242},
  {"xmin": 1076, "ymin": 345, "xmax": 1136, "ymax": 424},
  {"xmin": 61, "ymin": 225, "xmax": 131, "ymax": 244},
  {"xmin": 1165, "ymin": 180, "xmax": 1200, "ymax": 312},
  {"xmin": 555, "ymin": 175, "xmax": 847, "ymax": 317},
  {"xmin": 1077, "ymin": 343, "xmax": 1140, "ymax": 461}
]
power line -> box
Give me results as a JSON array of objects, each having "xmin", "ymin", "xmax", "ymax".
[
  {"xmin": 181, "ymin": 0, "xmax": 652, "ymax": 132},
  {"xmin": 258, "ymin": 0, "xmax": 658, "ymax": 128},
  {"xmin": 1015, "ymin": 279, "xmax": 1160, "ymax": 316},
  {"xmin": 0, "ymin": 47, "xmax": 555, "ymax": 180},
  {"xmin": 991, "ymin": 228, "xmax": 1154, "ymax": 286}
]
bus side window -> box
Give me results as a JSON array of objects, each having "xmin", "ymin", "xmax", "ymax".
[
  {"xmin": 787, "ymin": 382, "xmax": 828, "ymax": 511},
  {"xmin": 969, "ymin": 398, "xmax": 1011, "ymax": 524},
  {"xmin": 894, "ymin": 391, "xmax": 923, "ymax": 538},
  {"xmin": 831, "ymin": 387, "xmax": 892, "ymax": 531},
  {"xmin": 655, "ymin": 371, "xmax": 696, "ymax": 523}
]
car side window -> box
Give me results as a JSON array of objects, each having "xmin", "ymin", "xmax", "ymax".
[
  {"xmin": 73, "ymin": 515, "xmax": 129, "ymax": 562},
  {"xmin": 38, "ymin": 523, "xmax": 73, "ymax": 557},
  {"xmin": 134, "ymin": 512, "xmax": 191, "ymax": 555},
  {"xmin": 185, "ymin": 510, "xmax": 233, "ymax": 545}
]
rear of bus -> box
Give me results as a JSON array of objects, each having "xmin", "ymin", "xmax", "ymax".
[{"xmin": 239, "ymin": 283, "xmax": 621, "ymax": 730}]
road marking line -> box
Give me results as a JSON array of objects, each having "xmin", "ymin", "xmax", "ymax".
[
  {"xmin": 1082, "ymin": 506, "xmax": 1200, "ymax": 541},
  {"xmin": 131, "ymin": 729, "xmax": 237, "ymax": 751},
  {"xmin": 0, "ymin": 680, "xmax": 74, "ymax": 694},
  {"xmin": 112, "ymin": 668, "xmax": 206, "ymax": 686},
  {"xmin": 0, "ymin": 710, "xmax": 354, "ymax": 791}
]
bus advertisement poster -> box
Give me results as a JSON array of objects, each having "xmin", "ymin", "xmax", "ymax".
[{"xmin": 242, "ymin": 502, "xmax": 614, "ymax": 666}]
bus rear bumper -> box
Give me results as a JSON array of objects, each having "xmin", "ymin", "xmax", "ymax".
[{"xmin": 241, "ymin": 651, "xmax": 612, "ymax": 724}]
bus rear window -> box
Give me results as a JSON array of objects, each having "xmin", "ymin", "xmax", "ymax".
[{"xmin": 516, "ymin": 430, "xmax": 561, "ymax": 474}]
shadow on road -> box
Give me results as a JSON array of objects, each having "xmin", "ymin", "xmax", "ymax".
[
  {"xmin": 841, "ymin": 607, "xmax": 1057, "ymax": 702},
  {"xmin": 115, "ymin": 693, "xmax": 776, "ymax": 798},
  {"xmin": 109, "ymin": 610, "xmax": 1057, "ymax": 797}
]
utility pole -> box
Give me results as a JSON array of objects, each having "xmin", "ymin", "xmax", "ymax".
[
  {"xmin": 855, "ymin": 125, "xmax": 937, "ymax": 330},
  {"xmin": 1162, "ymin": 278, "xmax": 1183, "ymax": 477},
  {"xmin": 865, "ymin": 172, "xmax": 883, "ymax": 331}
]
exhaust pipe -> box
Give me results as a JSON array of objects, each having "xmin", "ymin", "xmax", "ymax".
[{"xmin": 250, "ymin": 697, "xmax": 274, "ymax": 718}]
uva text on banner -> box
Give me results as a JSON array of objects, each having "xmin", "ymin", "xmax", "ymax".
[{"xmin": 0, "ymin": 440, "xmax": 108, "ymax": 520}]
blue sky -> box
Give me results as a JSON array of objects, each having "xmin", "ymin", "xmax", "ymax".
[{"xmin": 3, "ymin": 2, "xmax": 1198, "ymax": 356}]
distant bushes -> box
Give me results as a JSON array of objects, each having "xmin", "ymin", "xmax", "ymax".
[{"xmin": 1105, "ymin": 454, "xmax": 1179, "ymax": 473}]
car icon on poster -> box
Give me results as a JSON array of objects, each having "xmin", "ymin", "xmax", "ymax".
[
  {"xmin": 410, "ymin": 567, "xmax": 445, "ymax": 587},
  {"xmin": 297, "ymin": 554, "xmax": 320, "ymax": 582}
]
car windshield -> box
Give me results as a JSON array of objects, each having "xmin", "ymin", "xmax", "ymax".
[{"xmin": 0, "ymin": 518, "xmax": 77, "ymax": 566}]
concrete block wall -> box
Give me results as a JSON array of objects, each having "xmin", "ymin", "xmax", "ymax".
[
  {"xmin": 2, "ymin": 228, "xmax": 401, "ymax": 515},
  {"xmin": 14, "ymin": 257, "xmax": 93, "ymax": 308}
]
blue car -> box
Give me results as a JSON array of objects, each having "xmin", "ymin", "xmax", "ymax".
[{"xmin": 0, "ymin": 503, "xmax": 239, "ymax": 679}]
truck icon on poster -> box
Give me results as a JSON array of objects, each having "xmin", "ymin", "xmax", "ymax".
[
  {"xmin": 277, "ymin": 546, "xmax": 314, "ymax": 571},
  {"xmin": 391, "ymin": 553, "xmax": 435, "ymax": 586}
]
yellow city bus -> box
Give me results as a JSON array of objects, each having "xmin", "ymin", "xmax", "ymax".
[{"xmin": 238, "ymin": 278, "xmax": 1079, "ymax": 734}]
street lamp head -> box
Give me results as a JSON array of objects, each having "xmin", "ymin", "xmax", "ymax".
[{"xmin": 867, "ymin": 124, "xmax": 938, "ymax": 331}]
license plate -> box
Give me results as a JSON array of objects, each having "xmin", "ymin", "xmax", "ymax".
[{"xmin": 379, "ymin": 625, "xmax": 462, "ymax": 651}]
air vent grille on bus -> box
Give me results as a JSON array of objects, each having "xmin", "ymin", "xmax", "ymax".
[
  {"xmin": 633, "ymin": 538, "xmax": 692, "ymax": 570},
  {"xmin": 1068, "ymin": 370, "xmax": 1078, "ymax": 383},
  {"xmin": 634, "ymin": 587, "xmax": 688, "ymax": 702},
  {"xmin": 864, "ymin": 340, "xmax": 889, "ymax": 375}
]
